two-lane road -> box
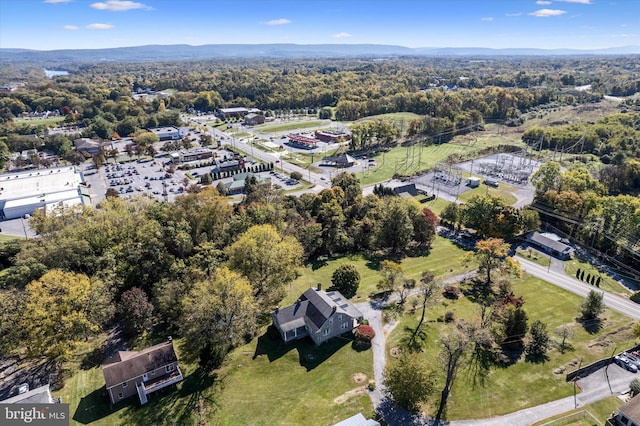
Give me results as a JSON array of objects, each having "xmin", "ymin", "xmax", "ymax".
[{"xmin": 517, "ymin": 257, "xmax": 640, "ymax": 320}]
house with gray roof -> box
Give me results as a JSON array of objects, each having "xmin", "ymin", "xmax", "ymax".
[
  {"xmin": 101, "ymin": 338, "xmax": 182, "ymax": 405},
  {"xmin": 0, "ymin": 384, "xmax": 54, "ymax": 404},
  {"xmin": 526, "ymin": 231, "xmax": 575, "ymax": 260},
  {"xmin": 613, "ymin": 394, "xmax": 640, "ymax": 426},
  {"xmin": 272, "ymin": 285, "xmax": 364, "ymax": 345}
]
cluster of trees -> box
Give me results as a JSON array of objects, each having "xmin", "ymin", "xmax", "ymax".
[
  {"xmin": 530, "ymin": 162, "xmax": 640, "ymax": 270},
  {"xmin": 441, "ymin": 194, "xmax": 541, "ymax": 240},
  {"xmin": 522, "ymin": 113, "xmax": 640, "ymax": 171},
  {"xmin": 0, "ymin": 172, "xmax": 438, "ymax": 365},
  {"xmin": 4, "ymin": 56, "xmax": 638, "ymax": 152}
]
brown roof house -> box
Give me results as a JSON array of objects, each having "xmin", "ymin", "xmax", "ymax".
[
  {"xmin": 101, "ymin": 338, "xmax": 183, "ymax": 405},
  {"xmin": 614, "ymin": 394, "xmax": 640, "ymax": 426},
  {"xmin": 272, "ymin": 285, "xmax": 364, "ymax": 345}
]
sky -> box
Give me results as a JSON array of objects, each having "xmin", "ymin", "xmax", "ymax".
[{"xmin": 0, "ymin": 0, "xmax": 638, "ymax": 51}]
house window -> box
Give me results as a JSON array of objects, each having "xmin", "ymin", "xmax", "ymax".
[
  {"xmin": 122, "ymin": 381, "xmax": 127, "ymax": 388},
  {"xmin": 150, "ymin": 369, "xmax": 155, "ymax": 376},
  {"xmin": 118, "ymin": 393, "xmax": 123, "ymax": 400},
  {"xmin": 338, "ymin": 314, "xmax": 343, "ymax": 321},
  {"xmin": 619, "ymin": 415, "xmax": 629, "ymax": 425},
  {"xmin": 166, "ymin": 364, "xmax": 174, "ymax": 373},
  {"xmin": 341, "ymin": 322, "xmax": 348, "ymax": 329},
  {"xmin": 329, "ymin": 318, "xmax": 333, "ymax": 325},
  {"xmin": 323, "ymin": 328, "xmax": 330, "ymax": 336}
]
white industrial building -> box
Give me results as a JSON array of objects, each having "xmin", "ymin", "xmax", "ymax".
[{"xmin": 0, "ymin": 167, "xmax": 87, "ymax": 220}]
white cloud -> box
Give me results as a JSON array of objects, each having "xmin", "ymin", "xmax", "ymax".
[
  {"xmin": 529, "ymin": 9, "xmax": 567, "ymax": 17},
  {"xmin": 556, "ymin": 0, "xmax": 592, "ymax": 3},
  {"xmin": 63, "ymin": 25, "xmax": 79, "ymax": 30},
  {"xmin": 263, "ymin": 18, "xmax": 292, "ymax": 26},
  {"xmin": 44, "ymin": 0, "xmax": 72, "ymax": 3},
  {"xmin": 90, "ymin": 0, "xmax": 152, "ymax": 11},
  {"xmin": 609, "ymin": 33, "xmax": 640, "ymax": 38},
  {"xmin": 505, "ymin": 12, "xmax": 523, "ymax": 16},
  {"xmin": 331, "ymin": 32, "xmax": 352, "ymax": 38},
  {"xmin": 481, "ymin": 17, "xmax": 494, "ymax": 21},
  {"xmin": 536, "ymin": 0, "xmax": 552, "ymax": 4},
  {"xmin": 86, "ymin": 23, "xmax": 114, "ymax": 29}
]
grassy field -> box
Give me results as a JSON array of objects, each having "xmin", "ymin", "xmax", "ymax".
[
  {"xmin": 516, "ymin": 248, "xmax": 552, "ymax": 267},
  {"xmin": 14, "ymin": 116, "xmax": 65, "ymax": 127},
  {"xmin": 215, "ymin": 329, "xmax": 374, "ymax": 425},
  {"xmin": 359, "ymin": 133, "xmax": 524, "ymax": 186},
  {"xmin": 254, "ymin": 120, "xmax": 329, "ymax": 134},
  {"xmin": 353, "ymin": 112, "xmax": 424, "ymax": 130},
  {"xmin": 532, "ymin": 396, "xmax": 622, "ymax": 425},
  {"xmin": 0, "ymin": 234, "xmax": 22, "ymax": 242},
  {"xmin": 418, "ymin": 196, "xmax": 452, "ymax": 217},
  {"xmin": 385, "ymin": 274, "xmax": 638, "ymax": 421},
  {"xmin": 284, "ymin": 236, "xmax": 474, "ymax": 306},
  {"xmin": 457, "ymin": 181, "xmax": 519, "ymax": 205},
  {"xmin": 564, "ymin": 258, "xmax": 633, "ymax": 296}
]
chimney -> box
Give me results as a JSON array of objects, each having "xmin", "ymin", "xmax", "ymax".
[
  {"xmin": 317, "ymin": 283, "xmax": 322, "ymax": 291},
  {"xmin": 332, "ymin": 306, "xmax": 337, "ymax": 313},
  {"xmin": 275, "ymin": 306, "xmax": 279, "ymax": 313}
]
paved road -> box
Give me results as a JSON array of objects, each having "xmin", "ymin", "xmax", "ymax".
[
  {"xmin": 517, "ymin": 257, "xmax": 640, "ymax": 320},
  {"xmin": 203, "ymin": 124, "xmax": 334, "ymax": 189}
]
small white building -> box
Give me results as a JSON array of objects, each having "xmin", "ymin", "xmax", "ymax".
[{"xmin": 148, "ymin": 126, "xmax": 185, "ymax": 141}]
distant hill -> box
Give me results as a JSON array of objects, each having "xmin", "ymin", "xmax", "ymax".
[{"xmin": 1, "ymin": 43, "xmax": 638, "ymax": 63}]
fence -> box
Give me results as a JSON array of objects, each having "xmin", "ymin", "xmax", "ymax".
[{"xmin": 566, "ymin": 344, "xmax": 640, "ymax": 382}]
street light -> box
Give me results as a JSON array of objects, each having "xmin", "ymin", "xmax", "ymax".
[{"xmin": 21, "ymin": 213, "xmax": 30, "ymax": 239}]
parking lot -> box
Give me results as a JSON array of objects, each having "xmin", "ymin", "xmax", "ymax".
[{"xmin": 82, "ymin": 160, "xmax": 191, "ymax": 205}]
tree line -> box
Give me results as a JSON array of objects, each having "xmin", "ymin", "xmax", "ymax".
[{"xmin": 0, "ymin": 172, "xmax": 438, "ymax": 367}]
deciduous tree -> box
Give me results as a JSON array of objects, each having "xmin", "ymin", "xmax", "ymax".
[
  {"xmin": 23, "ymin": 270, "xmax": 98, "ymax": 359},
  {"xmin": 181, "ymin": 267, "xmax": 256, "ymax": 368},
  {"xmin": 384, "ymin": 352, "xmax": 435, "ymax": 412},
  {"xmin": 329, "ymin": 264, "xmax": 360, "ymax": 298},
  {"xmin": 118, "ymin": 287, "xmax": 154, "ymax": 336},
  {"xmin": 227, "ymin": 224, "xmax": 302, "ymax": 307},
  {"xmin": 464, "ymin": 238, "xmax": 521, "ymax": 285}
]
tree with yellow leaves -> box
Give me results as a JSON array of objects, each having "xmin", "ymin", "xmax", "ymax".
[{"xmin": 23, "ymin": 270, "xmax": 99, "ymax": 359}]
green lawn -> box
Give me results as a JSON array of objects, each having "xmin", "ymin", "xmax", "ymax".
[
  {"xmin": 419, "ymin": 197, "xmax": 453, "ymax": 217},
  {"xmin": 0, "ymin": 234, "xmax": 22, "ymax": 242},
  {"xmin": 456, "ymin": 181, "xmax": 519, "ymax": 206},
  {"xmin": 359, "ymin": 134, "xmax": 524, "ymax": 186},
  {"xmin": 53, "ymin": 339, "xmax": 218, "ymax": 426},
  {"xmin": 564, "ymin": 258, "xmax": 633, "ymax": 296},
  {"xmin": 285, "ymin": 236, "xmax": 474, "ymax": 306},
  {"xmin": 353, "ymin": 112, "xmax": 424, "ymax": 130},
  {"xmin": 254, "ymin": 120, "xmax": 330, "ymax": 134},
  {"xmin": 532, "ymin": 396, "xmax": 622, "ymax": 425},
  {"xmin": 14, "ymin": 116, "xmax": 65, "ymax": 127},
  {"xmin": 516, "ymin": 248, "xmax": 552, "ymax": 267},
  {"xmin": 386, "ymin": 274, "xmax": 638, "ymax": 421},
  {"xmin": 216, "ymin": 329, "xmax": 374, "ymax": 426}
]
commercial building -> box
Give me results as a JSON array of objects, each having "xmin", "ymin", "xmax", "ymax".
[
  {"xmin": 148, "ymin": 126, "xmax": 184, "ymax": 141},
  {"xmin": 0, "ymin": 167, "xmax": 87, "ymax": 220}
]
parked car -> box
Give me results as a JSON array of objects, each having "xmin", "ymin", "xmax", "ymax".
[
  {"xmin": 614, "ymin": 355, "xmax": 639, "ymax": 373},
  {"xmin": 623, "ymin": 352, "xmax": 640, "ymax": 369}
]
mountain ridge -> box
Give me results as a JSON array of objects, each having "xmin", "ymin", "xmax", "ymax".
[{"xmin": 1, "ymin": 43, "xmax": 638, "ymax": 63}]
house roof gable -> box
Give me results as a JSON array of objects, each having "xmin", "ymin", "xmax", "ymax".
[
  {"xmin": 273, "ymin": 288, "xmax": 363, "ymax": 335},
  {"xmin": 102, "ymin": 340, "xmax": 178, "ymax": 388},
  {"xmin": 620, "ymin": 394, "xmax": 640, "ymax": 423}
]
